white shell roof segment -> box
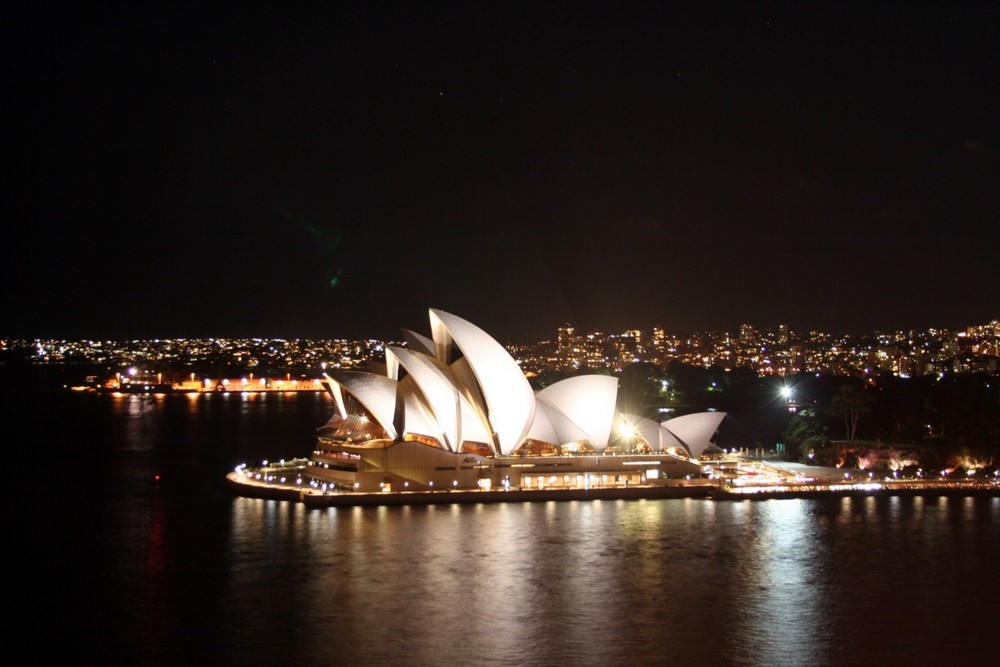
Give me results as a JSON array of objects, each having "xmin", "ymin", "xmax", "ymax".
[
  {"xmin": 619, "ymin": 413, "xmax": 662, "ymax": 451},
  {"xmin": 323, "ymin": 373, "xmax": 348, "ymax": 422},
  {"xmin": 429, "ymin": 309, "xmax": 535, "ymax": 455},
  {"xmin": 324, "ymin": 370, "xmax": 399, "ymax": 440},
  {"xmin": 398, "ymin": 379, "xmax": 445, "ymax": 445},
  {"xmin": 533, "ymin": 401, "xmax": 591, "ymax": 445},
  {"xmin": 522, "ymin": 400, "xmax": 559, "ymax": 444},
  {"xmin": 387, "ymin": 347, "xmax": 459, "ymax": 448},
  {"xmin": 387, "ymin": 346, "xmax": 494, "ymax": 451},
  {"xmin": 536, "ymin": 375, "xmax": 619, "ymax": 450},
  {"xmin": 661, "ymin": 412, "xmax": 727, "ymax": 458},
  {"xmin": 401, "ymin": 329, "xmax": 436, "ymax": 356}
]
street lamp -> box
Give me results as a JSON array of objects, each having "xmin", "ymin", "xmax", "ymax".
[{"xmin": 780, "ymin": 384, "xmax": 797, "ymax": 413}]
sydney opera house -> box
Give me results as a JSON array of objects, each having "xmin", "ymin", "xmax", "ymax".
[{"xmin": 307, "ymin": 309, "xmax": 726, "ymax": 492}]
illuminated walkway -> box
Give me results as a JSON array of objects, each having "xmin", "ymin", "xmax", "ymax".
[{"xmin": 226, "ymin": 461, "xmax": 998, "ymax": 507}]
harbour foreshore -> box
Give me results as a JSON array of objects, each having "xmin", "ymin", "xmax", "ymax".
[
  {"xmin": 226, "ymin": 472, "xmax": 714, "ymax": 506},
  {"xmin": 226, "ymin": 471, "xmax": 998, "ymax": 508}
]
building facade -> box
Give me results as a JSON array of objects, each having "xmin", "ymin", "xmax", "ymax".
[{"xmin": 307, "ymin": 309, "xmax": 725, "ymax": 492}]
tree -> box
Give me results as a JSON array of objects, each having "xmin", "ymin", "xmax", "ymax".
[
  {"xmin": 783, "ymin": 408, "xmax": 829, "ymax": 462},
  {"xmin": 616, "ymin": 362, "xmax": 664, "ymax": 419},
  {"xmin": 827, "ymin": 384, "xmax": 877, "ymax": 441}
]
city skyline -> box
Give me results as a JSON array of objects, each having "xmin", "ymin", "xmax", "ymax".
[
  {"xmin": 6, "ymin": 314, "xmax": 998, "ymax": 344},
  {"xmin": 4, "ymin": 4, "xmax": 998, "ymax": 341},
  {"xmin": 9, "ymin": 316, "xmax": 998, "ymax": 384}
]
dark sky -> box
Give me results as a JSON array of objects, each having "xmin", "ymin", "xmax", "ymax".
[{"xmin": 4, "ymin": 3, "xmax": 998, "ymax": 342}]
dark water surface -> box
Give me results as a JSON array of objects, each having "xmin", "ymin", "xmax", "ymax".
[{"xmin": 10, "ymin": 392, "xmax": 999, "ymax": 666}]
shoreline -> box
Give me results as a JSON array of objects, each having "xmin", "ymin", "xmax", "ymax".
[{"xmin": 225, "ymin": 472, "xmax": 999, "ymax": 507}]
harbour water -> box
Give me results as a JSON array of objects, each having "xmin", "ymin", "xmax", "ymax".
[{"xmin": 10, "ymin": 391, "xmax": 999, "ymax": 666}]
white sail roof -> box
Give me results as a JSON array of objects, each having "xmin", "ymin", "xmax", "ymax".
[
  {"xmin": 618, "ymin": 413, "xmax": 663, "ymax": 451},
  {"xmin": 324, "ymin": 370, "xmax": 399, "ymax": 440},
  {"xmin": 402, "ymin": 329, "xmax": 436, "ymax": 356},
  {"xmin": 387, "ymin": 346, "xmax": 494, "ymax": 452},
  {"xmin": 661, "ymin": 412, "xmax": 726, "ymax": 458},
  {"xmin": 536, "ymin": 375, "xmax": 619, "ymax": 451},
  {"xmin": 321, "ymin": 309, "xmax": 726, "ymax": 459},
  {"xmin": 429, "ymin": 309, "xmax": 535, "ymax": 455}
]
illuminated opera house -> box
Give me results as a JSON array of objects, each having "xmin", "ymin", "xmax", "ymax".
[{"xmin": 308, "ymin": 309, "xmax": 726, "ymax": 492}]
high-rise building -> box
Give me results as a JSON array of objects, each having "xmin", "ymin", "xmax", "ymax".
[
  {"xmin": 557, "ymin": 323, "xmax": 574, "ymax": 353},
  {"xmin": 652, "ymin": 327, "xmax": 666, "ymax": 350}
]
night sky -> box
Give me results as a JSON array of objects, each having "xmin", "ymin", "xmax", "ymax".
[{"xmin": 4, "ymin": 3, "xmax": 998, "ymax": 342}]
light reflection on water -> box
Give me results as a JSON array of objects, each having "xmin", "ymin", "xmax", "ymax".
[
  {"xmin": 18, "ymin": 392, "xmax": 1000, "ymax": 667},
  {"xmin": 213, "ymin": 495, "xmax": 999, "ymax": 667}
]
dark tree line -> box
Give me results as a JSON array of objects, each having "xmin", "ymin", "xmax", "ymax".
[
  {"xmin": 783, "ymin": 372, "xmax": 999, "ymax": 471},
  {"xmin": 535, "ymin": 362, "xmax": 999, "ymax": 470}
]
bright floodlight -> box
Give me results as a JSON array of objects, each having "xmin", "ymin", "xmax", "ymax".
[
  {"xmin": 618, "ymin": 422, "xmax": 637, "ymax": 438},
  {"xmin": 780, "ymin": 386, "xmax": 792, "ymax": 399}
]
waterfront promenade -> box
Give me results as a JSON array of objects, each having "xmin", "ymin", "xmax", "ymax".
[
  {"xmin": 75, "ymin": 378, "xmax": 328, "ymax": 394},
  {"xmin": 226, "ymin": 463, "xmax": 999, "ymax": 508}
]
